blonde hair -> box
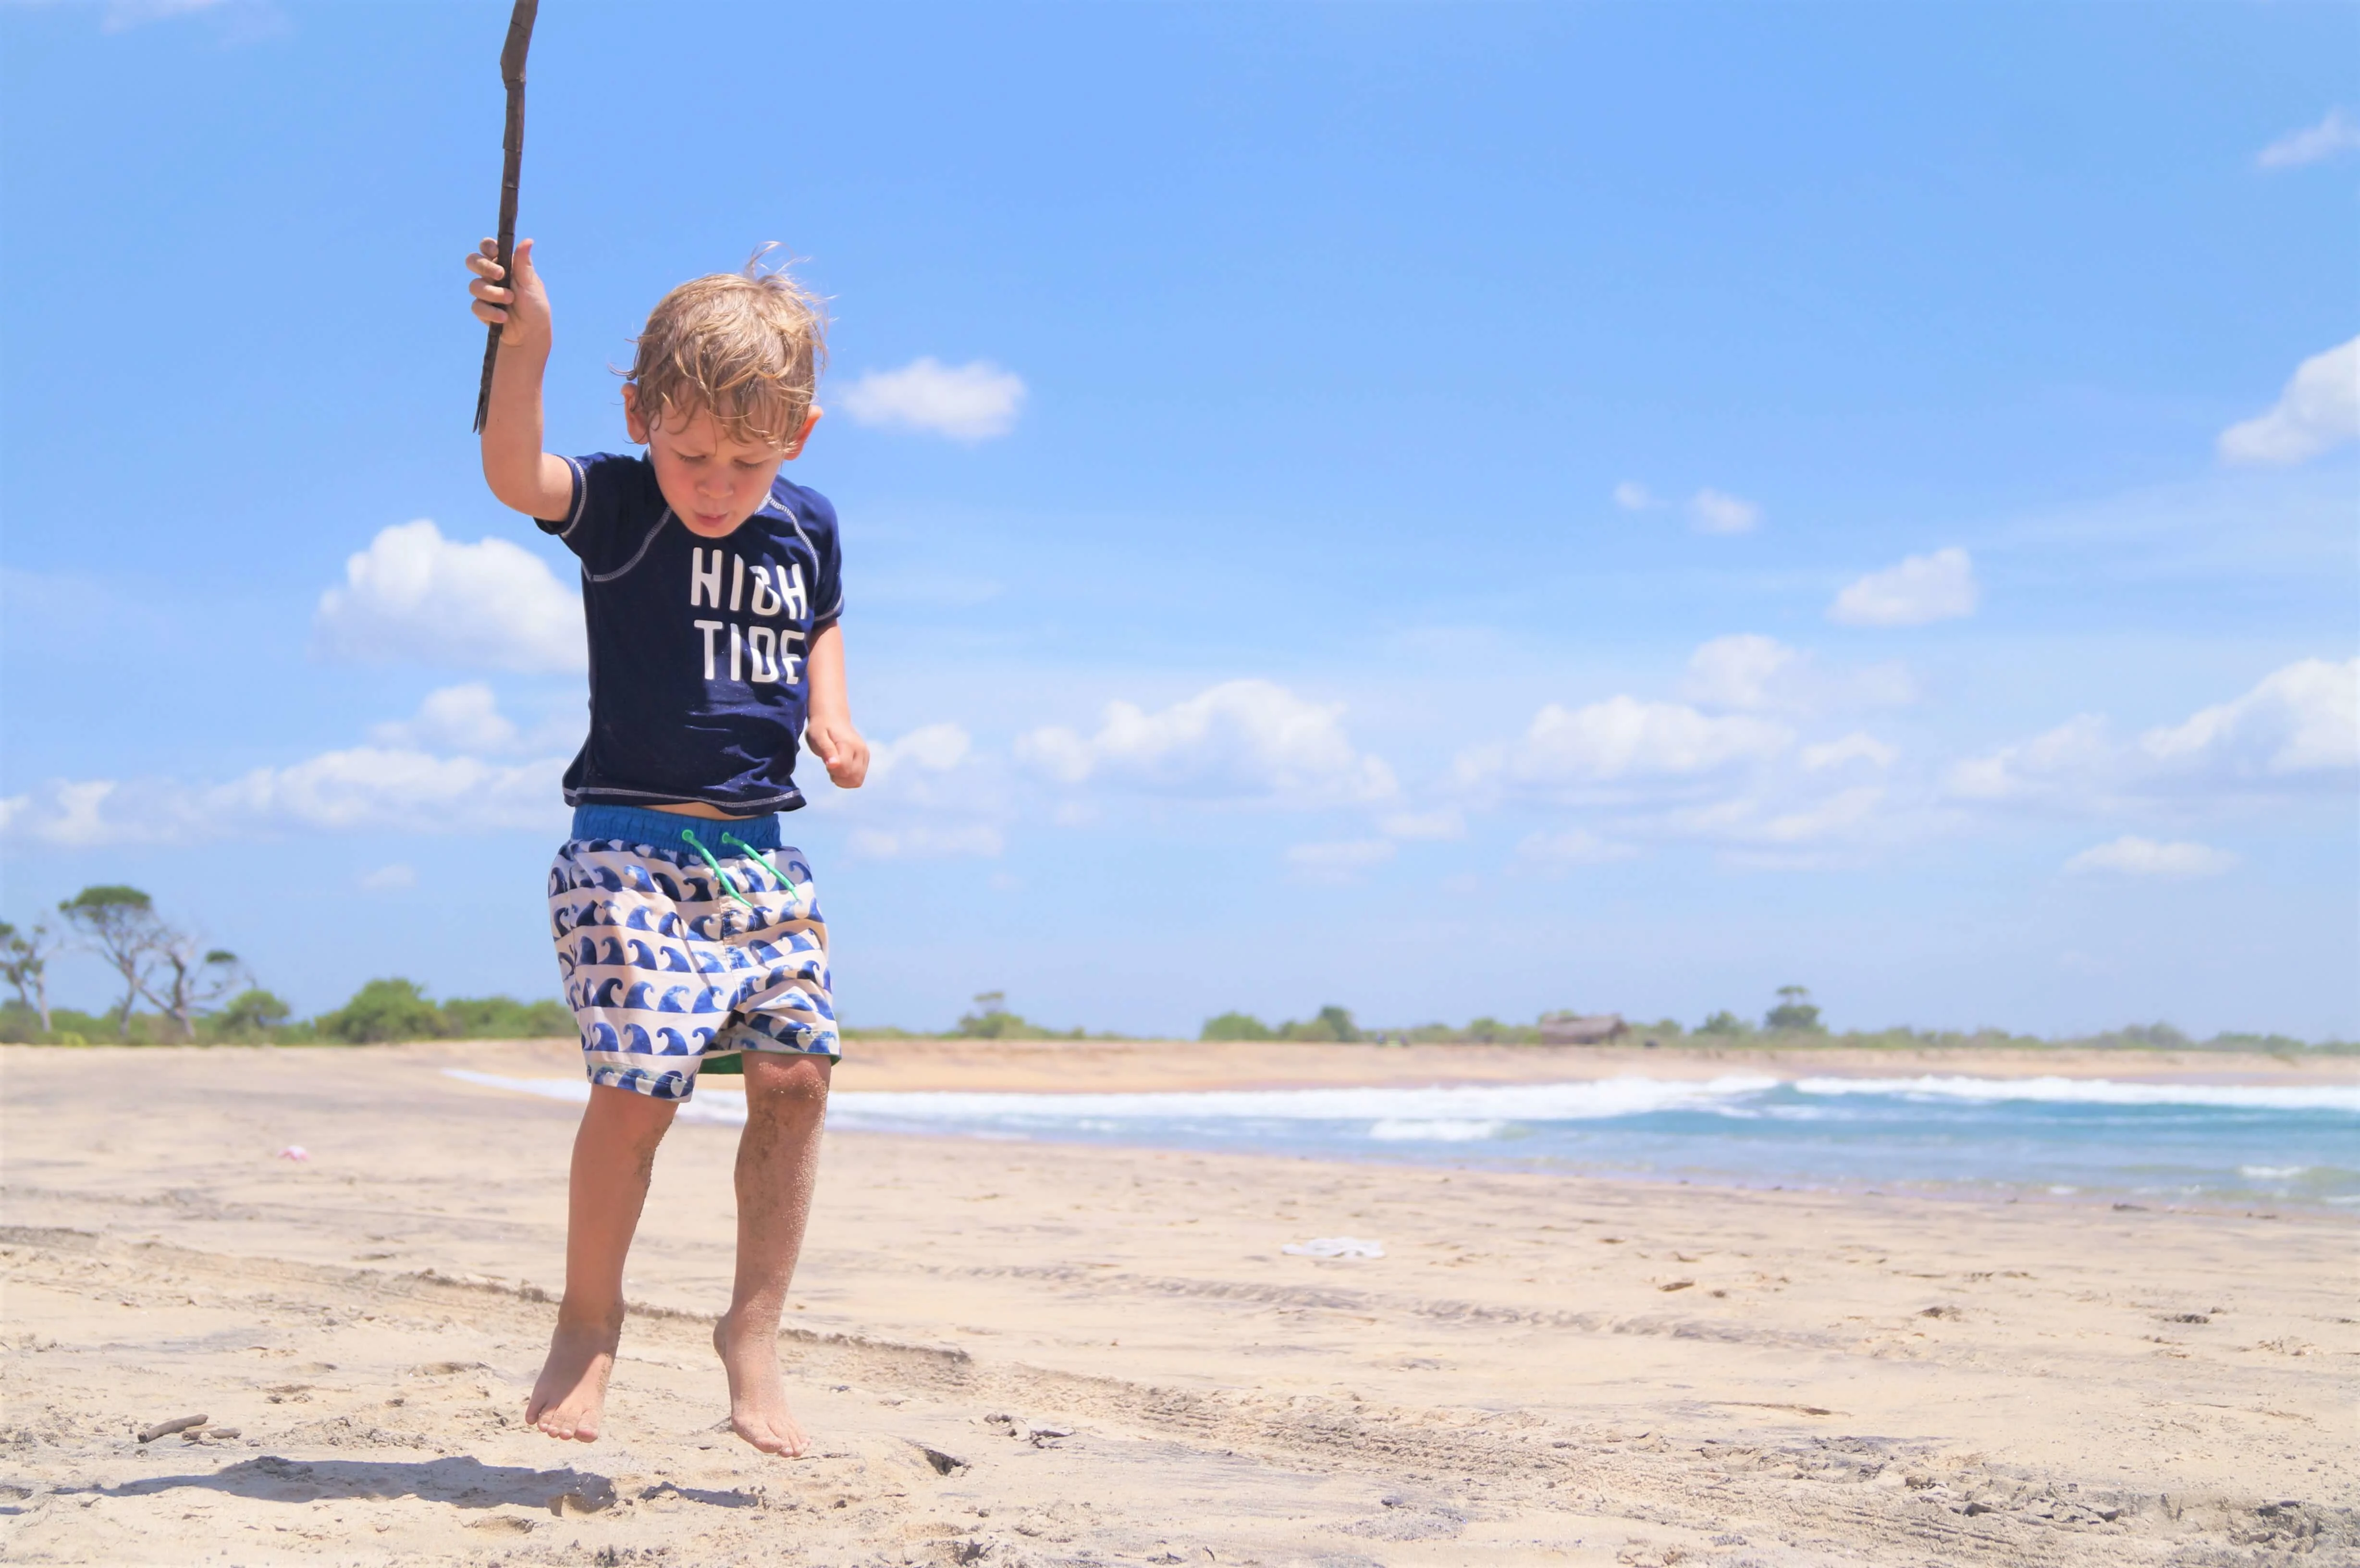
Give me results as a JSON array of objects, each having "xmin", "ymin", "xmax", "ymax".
[{"xmin": 627, "ymin": 247, "xmax": 827, "ymax": 449}]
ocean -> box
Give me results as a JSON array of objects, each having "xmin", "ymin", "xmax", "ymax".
[{"xmin": 444, "ymin": 1068, "xmax": 2360, "ymax": 1209}]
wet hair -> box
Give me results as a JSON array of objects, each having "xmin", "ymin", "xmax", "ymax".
[{"xmin": 625, "ymin": 246, "xmax": 827, "ymax": 449}]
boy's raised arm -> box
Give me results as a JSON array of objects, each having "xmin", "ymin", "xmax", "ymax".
[{"xmin": 466, "ymin": 236, "xmax": 577, "ymax": 521}]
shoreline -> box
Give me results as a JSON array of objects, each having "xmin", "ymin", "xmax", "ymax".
[{"xmin": 15, "ymin": 1034, "xmax": 2349, "ymax": 1091}]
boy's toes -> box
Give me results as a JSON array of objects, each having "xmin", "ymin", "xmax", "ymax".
[{"xmin": 730, "ymin": 1414, "xmax": 805, "ymax": 1457}]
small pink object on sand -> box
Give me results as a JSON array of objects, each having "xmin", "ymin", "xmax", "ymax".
[{"xmin": 277, "ymin": 1145, "xmax": 310, "ymax": 1162}]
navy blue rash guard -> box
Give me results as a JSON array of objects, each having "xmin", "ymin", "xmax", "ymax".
[{"xmin": 537, "ymin": 451, "xmax": 843, "ymax": 815}]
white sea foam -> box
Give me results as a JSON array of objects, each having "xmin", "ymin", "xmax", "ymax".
[
  {"xmin": 826, "ymin": 1075, "xmax": 1781, "ymax": 1127},
  {"xmin": 1368, "ymin": 1119, "xmax": 1506, "ymax": 1142},
  {"xmin": 1792, "ymin": 1075, "xmax": 2360, "ymax": 1113},
  {"xmin": 444, "ymin": 1067, "xmax": 2360, "ymax": 1129},
  {"xmin": 441, "ymin": 1070, "xmax": 1763, "ymax": 1134},
  {"xmin": 2239, "ymin": 1164, "xmax": 2311, "ymax": 1178}
]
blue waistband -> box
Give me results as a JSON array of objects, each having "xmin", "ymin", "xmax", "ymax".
[{"xmin": 570, "ymin": 804, "xmax": 783, "ymax": 852}]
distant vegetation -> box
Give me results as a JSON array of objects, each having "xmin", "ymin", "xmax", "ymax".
[
  {"xmin": 0, "ymin": 884, "xmax": 571, "ymax": 1047},
  {"xmin": 1202, "ymin": 1005, "xmax": 1363, "ymax": 1042},
  {"xmin": 5, "ymin": 904, "xmax": 2348, "ymax": 1054}
]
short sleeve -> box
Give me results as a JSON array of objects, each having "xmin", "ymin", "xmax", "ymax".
[
  {"xmin": 802, "ymin": 489, "xmax": 844, "ymax": 632},
  {"xmin": 535, "ymin": 453, "xmax": 657, "ymax": 573}
]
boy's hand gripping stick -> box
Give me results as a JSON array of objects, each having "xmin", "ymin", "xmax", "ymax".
[{"xmin": 471, "ymin": 0, "xmax": 540, "ymax": 433}]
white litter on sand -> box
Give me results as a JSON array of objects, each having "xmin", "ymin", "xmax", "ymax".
[{"xmin": 1281, "ymin": 1237, "xmax": 1385, "ymax": 1259}]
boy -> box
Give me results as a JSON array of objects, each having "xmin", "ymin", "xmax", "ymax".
[{"xmin": 465, "ymin": 233, "xmax": 868, "ymax": 1458}]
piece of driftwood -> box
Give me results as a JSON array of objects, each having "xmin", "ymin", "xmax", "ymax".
[
  {"xmin": 137, "ymin": 1413, "xmax": 206, "ymax": 1443},
  {"xmin": 470, "ymin": 0, "xmax": 541, "ymax": 433}
]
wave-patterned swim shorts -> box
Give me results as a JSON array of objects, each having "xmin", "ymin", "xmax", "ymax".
[{"xmin": 549, "ymin": 803, "xmax": 839, "ymax": 1101}]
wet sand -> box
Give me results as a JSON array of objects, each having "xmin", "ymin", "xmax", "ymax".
[{"xmin": 0, "ymin": 1040, "xmax": 2350, "ymax": 1565}]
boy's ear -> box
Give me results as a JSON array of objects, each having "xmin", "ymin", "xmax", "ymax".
[
  {"xmin": 782, "ymin": 405, "xmax": 822, "ymax": 461},
  {"xmin": 622, "ymin": 384, "xmax": 651, "ymax": 444}
]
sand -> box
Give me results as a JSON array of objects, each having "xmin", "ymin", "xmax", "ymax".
[{"xmin": 0, "ymin": 1039, "xmax": 2351, "ymax": 1566}]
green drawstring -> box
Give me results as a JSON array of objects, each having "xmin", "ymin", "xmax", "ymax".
[
  {"xmin": 678, "ymin": 829, "xmax": 755, "ymax": 909},
  {"xmin": 722, "ymin": 834, "xmax": 801, "ymax": 909}
]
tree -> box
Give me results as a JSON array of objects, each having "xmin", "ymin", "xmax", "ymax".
[
  {"xmin": 58, "ymin": 886, "xmax": 168, "ymax": 1038},
  {"xmin": 1697, "ymin": 1010, "xmax": 1749, "ymax": 1036},
  {"xmin": 318, "ymin": 978, "xmax": 446, "ymax": 1043},
  {"xmin": 1764, "ymin": 985, "xmax": 1824, "ymax": 1033},
  {"xmin": 212, "ymin": 989, "xmax": 293, "ymax": 1041},
  {"xmin": 143, "ymin": 935, "xmax": 246, "ymax": 1041},
  {"xmin": 1200, "ymin": 1011, "xmax": 1273, "ymax": 1041},
  {"xmin": 1281, "ymin": 1004, "xmax": 1360, "ymax": 1043},
  {"xmin": 0, "ymin": 921, "xmax": 59, "ymax": 1031},
  {"xmin": 956, "ymin": 990, "xmax": 1032, "ymax": 1039}
]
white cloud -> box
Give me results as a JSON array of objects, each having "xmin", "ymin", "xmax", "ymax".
[
  {"xmin": 2, "ymin": 747, "xmax": 568, "ymax": 846},
  {"xmin": 1458, "ymin": 697, "xmax": 1790, "ymax": 796},
  {"xmin": 1658, "ymin": 784, "xmax": 1887, "ymax": 850},
  {"xmin": 0, "ymin": 780, "xmax": 118, "ymax": 847},
  {"xmin": 2257, "ymin": 109, "xmax": 2360, "ymax": 170},
  {"xmin": 830, "ymin": 723, "xmax": 1008, "ymax": 858},
  {"xmin": 1017, "ymin": 680, "xmax": 1397, "ymax": 807},
  {"xmin": 1945, "ymin": 715, "xmax": 2112, "ymax": 804},
  {"xmin": 1513, "ymin": 828, "xmax": 1637, "ymax": 872},
  {"xmin": 369, "ymin": 684, "xmax": 519, "ymax": 754},
  {"xmin": 2065, "ymin": 836, "xmax": 2237, "ymax": 879},
  {"xmin": 840, "ymin": 357, "xmax": 1026, "ymax": 441},
  {"xmin": 207, "ymin": 748, "xmax": 564, "ymax": 834},
  {"xmin": 1801, "ymin": 733, "xmax": 1899, "ymax": 772},
  {"xmin": 1285, "ymin": 838, "xmax": 1397, "ymax": 881},
  {"xmin": 2218, "ymin": 338, "xmax": 2360, "ymax": 466},
  {"xmin": 1612, "ymin": 481, "xmax": 1658, "ymax": 511},
  {"xmin": 1681, "ymin": 635, "xmax": 1800, "ymax": 710},
  {"xmin": 1378, "ymin": 808, "xmax": 1466, "ymax": 841},
  {"xmin": 359, "ymin": 863, "xmax": 418, "ymax": 892},
  {"xmin": 1680, "ymin": 634, "xmax": 1917, "ymax": 715},
  {"xmin": 1689, "ymin": 488, "xmax": 1760, "ymax": 535},
  {"xmin": 314, "ymin": 520, "xmax": 584, "ymax": 674},
  {"xmin": 1945, "ymin": 658, "xmax": 2357, "ymax": 813},
  {"xmin": 1829, "ymin": 547, "xmax": 1978, "ymax": 628},
  {"xmin": 863, "ymin": 722, "xmax": 974, "ymax": 790},
  {"xmin": 2140, "ymin": 657, "xmax": 2359, "ymax": 778},
  {"xmin": 1757, "ymin": 785, "xmax": 1884, "ymax": 844},
  {"xmin": 848, "ymin": 824, "xmax": 1005, "ymax": 859}
]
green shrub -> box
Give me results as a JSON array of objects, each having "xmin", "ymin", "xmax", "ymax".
[
  {"xmin": 207, "ymin": 989, "xmax": 293, "ymax": 1042},
  {"xmin": 1281, "ymin": 1005, "xmax": 1361, "ymax": 1043},
  {"xmin": 441, "ymin": 995, "xmax": 574, "ymax": 1039},
  {"xmin": 1200, "ymin": 1011, "xmax": 1274, "ymax": 1041},
  {"xmin": 316, "ymin": 978, "xmax": 446, "ymax": 1043}
]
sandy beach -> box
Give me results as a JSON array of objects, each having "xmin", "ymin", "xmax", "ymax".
[{"xmin": 1, "ymin": 1039, "xmax": 2351, "ymax": 1566}]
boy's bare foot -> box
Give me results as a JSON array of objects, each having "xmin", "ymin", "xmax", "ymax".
[
  {"xmin": 713, "ymin": 1310, "xmax": 809, "ymax": 1456},
  {"xmin": 526, "ymin": 1318, "xmax": 618, "ymax": 1443}
]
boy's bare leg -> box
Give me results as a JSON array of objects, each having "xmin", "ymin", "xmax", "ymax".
[
  {"xmin": 713, "ymin": 1051, "xmax": 831, "ymax": 1456},
  {"xmin": 527, "ymin": 1083, "xmax": 677, "ymax": 1442}
]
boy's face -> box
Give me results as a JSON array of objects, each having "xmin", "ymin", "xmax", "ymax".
[{"xmin": 623, "ymin": 388, "xmax": 821, "ymax": 539}]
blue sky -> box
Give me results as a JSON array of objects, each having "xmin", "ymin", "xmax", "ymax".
[{"xmin": 3, "ymin": 1, "xmax": 2354, "ymax": 1039}]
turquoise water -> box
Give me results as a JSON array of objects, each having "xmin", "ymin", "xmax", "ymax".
[{"xmin": 448, "ymin": 1069, "xmax": 2360, "ymax": 1208}]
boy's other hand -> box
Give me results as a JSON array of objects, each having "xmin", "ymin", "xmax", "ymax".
[
  {"xmin": 805, "ymin": 719, "xmax": 869, "ymax": 790},
  {"xmin": 466, "ymin": 236, "xmax": 552, "ymax": 354}
]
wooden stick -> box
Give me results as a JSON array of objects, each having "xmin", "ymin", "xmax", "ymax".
[
  {"xmin": 471, "ymin": 0, "xmax": 541, "ymax": 433},
  {"xmin": 137, "ymin": 1414, "xmax": 206, "ymax": 1443}
]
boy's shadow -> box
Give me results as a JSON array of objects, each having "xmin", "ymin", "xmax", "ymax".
[{"xmin": 80, "ymin": 1454, "xmax": 761, "ymax": 1512}]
